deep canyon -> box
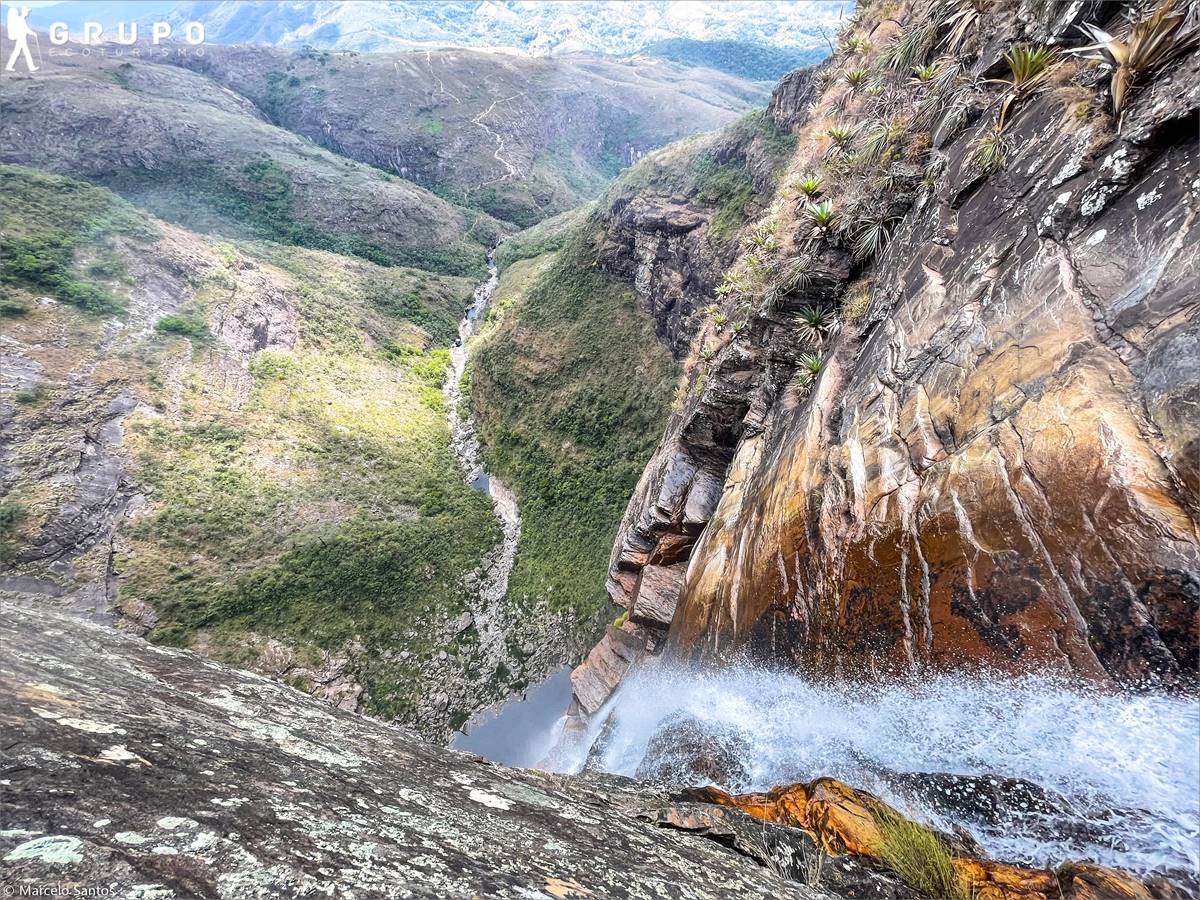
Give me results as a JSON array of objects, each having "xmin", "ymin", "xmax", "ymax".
[{"xmin": 2, "ymin": 0, "xmax": 1198, "ymax": 897}]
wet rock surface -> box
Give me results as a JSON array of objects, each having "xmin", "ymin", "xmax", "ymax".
[
  {"xmin": 670, "ymin": 45, "xmax": 1200, "ymax": 683},
  {"xmin": 687, "ymin": 779, "xmax": 1169, "ymax": 900},
  {"xmin": 571, "ymin": 0, "xmax": 1200, "ymax": 727},
  {"xmin": 0, "ymin": 600, "xmax": 833, "ymax": 900},
  {"xmin": 633, "ymin": 713, "xmax": 751, "ymax": 789}
]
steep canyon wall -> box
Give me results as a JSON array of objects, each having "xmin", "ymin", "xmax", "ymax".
[{"xmin": 570, "ymin": 0, "xmax": 1200, "ymax": 723}]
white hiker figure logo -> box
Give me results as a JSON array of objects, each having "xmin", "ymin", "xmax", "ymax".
[{"xmin": 5, "ymin": 5, "xmax": 39, "ymax": 72}]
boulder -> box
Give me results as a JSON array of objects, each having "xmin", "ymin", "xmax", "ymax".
[{"xmin": 634, "ymin": 713, "xmax": 751, "ymax": 789}]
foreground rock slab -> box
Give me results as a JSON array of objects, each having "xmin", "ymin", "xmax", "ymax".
[{"xmin": 0, "ymin": 600, "xmax": 830, "ymax": 900}]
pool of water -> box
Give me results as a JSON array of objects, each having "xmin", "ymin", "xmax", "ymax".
[{"xmin": 452, "ymin": 666, "xmax": 572, "ymax": 768}]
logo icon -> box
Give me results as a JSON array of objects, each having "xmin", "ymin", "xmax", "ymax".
[{"xmin": 5, "ymin": 5, "xmax": 40, "ymax": 72}]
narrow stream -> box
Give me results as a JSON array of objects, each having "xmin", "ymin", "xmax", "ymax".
[
  {"xmin": 445, "ymin": 255, "xmax": 574, "ymax": 765},
  {"xmin": 444, "ymin": 252, "xmax": 522, "ymax": 684}
]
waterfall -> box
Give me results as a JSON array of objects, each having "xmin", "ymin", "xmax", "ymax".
[{"xmin": 552, "ymin": 664, "xmax": 1199, "ymax": 878}]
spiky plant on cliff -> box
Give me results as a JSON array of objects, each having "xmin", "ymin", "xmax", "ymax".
[
  {"xmin": 844, "ymin": 67, "xmax": 871, "ymax": 90},
  {"xmin": 939, "ymin": 0, "xmax": 992, "ymax": 53},
  {"xmin": 744, "ymin": 220, "xmax": 781, "ymax": 253},
  {"xmin": 824, "ymin": 125, "xmax": 856, "ymax": 158},
  {"xmin": 882, "ymin": 21, "xmax": 937, "ymax": 71},
  {"xmin": 842, "ymin": 34, "xmax": 872, "ymax": 55},
  {"xmin": 780, "ymin": 254, "xmax": 816, "ymax": 293},
  {"xmin": 798, "ymin": 352, "xmax": 825, "ymax": 389},
  {"xmin": 1071, "ymin": 0, "xmax": 1199, "ymax": 118},
  {"xmin": 841, "ymin": 287, "xmax": 873, "ymax": 326},
  {"xmin": 802, "ymin": 200, "xmax": 837, "ymax": 236},
  {"xmin": 795, "ymin": 175, "xmax": 823, "ymax": 198},
  {"xmin": 995, "ymin": 44, "xmax": 1058, "ymax": 129},
  {"xmin": 794, "ymin": 306, "xmax": 839, "ymax": 345},
  {"xmin": 968, "ymin": 126, "xmax": 1008, "ymax": 174},
  {"xmin": 849, "ymin": 215, "xmax": 896, "ymax": 261},
  {"xmin": 856, "ymin": 117, "xmax": 903, "ymax": 167},
  {"xmin": 912, "ymin": 63, "xmax": 940, "ymax": 83}
]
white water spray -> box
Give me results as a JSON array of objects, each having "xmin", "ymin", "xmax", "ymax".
[{"xmin": 558, "ymin": 665, "xmax": 1199, "ymax": 877}]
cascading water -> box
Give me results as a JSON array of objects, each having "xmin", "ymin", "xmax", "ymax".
[{"xmin": 553, "ymin": 665, "xmax": 1199, "ymax": 880}]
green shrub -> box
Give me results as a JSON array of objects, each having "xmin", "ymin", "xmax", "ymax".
[
  {"xmin": 874, "ymin": 807, "xmax": 970, "ymax": 900},
  {"xmin": 0, "ymin": 165, "xmax": 153, "ymax": 315},
  {"xmin": 155, "ymin": 314, "xmax": 210, "ymax": 341},
  {"xmin": 0, "ymin": 501, "xmax": 28, "ymax": 564}
]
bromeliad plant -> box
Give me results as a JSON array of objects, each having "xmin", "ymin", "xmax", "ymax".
[
  {"xmin": 824, "ymin": 124, "xmax": 856, "ymax": 158},
  {"xmin": 968, "ymin": 126, "xmax": 1007, "ymax": 174},
  {"xmin": 883, "ymin": 20, "xmax": 937, "ymax": 71},
  {"xmin": 849, "ymin": 215, "xmax": 896, "ymax": 261},
  {"xmin": 780, "ymin": 254, "xmax": 816, "ymax": 293},
  {"xmin": 939, "ymin": 0, "xmax": 992, "ymax": 54},
  {"xmin": 794, "ymin": 306, "xmax": 839, "ymax": 345},
  {"xmin": 912, "ymin": 63, "xmax": 941, "ymax": 83},
  {"xmin": 803, "ymin": 200, "xmax": 837, "ymax": 237},
  {"xmin": 1071, "ymin": 0, "xmax": 1199, "ymax": 120},
  {"xmin": 963, "ymin": 42, "xmax": 1054, "ymax": 173},
  {"xmin": 795, "ymin": 175, "xmax": 823, "ymax": 198},
  {"xmin": 844, "ymin": 67, "xmax": 872, "ymax": 90},
  {"xmin": 798, "ymin": 352, "xmax": 825, "ymax": 389},
  {"xmin": 842, "ymin": 35, "xmax": 872, "ymax": 55},
  {"xmin": 994, "ymin": 44, "xmax": 1058, "ymax": 130}
]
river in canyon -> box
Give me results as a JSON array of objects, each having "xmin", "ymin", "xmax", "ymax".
[{"xmin": 442, "ymin": 252, "xmax": 524, "ymax": 705}]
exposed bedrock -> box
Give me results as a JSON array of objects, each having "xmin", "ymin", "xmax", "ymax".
[
  {"xmin": 669, "ymin": 76, "xmax": 1200, "ymax": 686},
  {"xmin": 570, "ymin": 6, "xmax": 1199, "ymax": 722},
  {"xmin": 0, "ymin": 600, "xmax": 832, "ymax": 900}
]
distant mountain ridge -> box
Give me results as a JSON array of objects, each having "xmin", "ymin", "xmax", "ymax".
[
  {"xmin": 638, "ymin": 37, "xmax": 827, "ymax": 81},
  {"xmin": 20, "ymin": 0, "xmax": 850, "ymax": 57}
]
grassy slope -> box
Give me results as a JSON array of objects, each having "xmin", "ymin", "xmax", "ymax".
[
  {"xmin": 0, "ymin": 56, "xmax": 497, "ymax": 279},
  {"xmin": 0, "ymin": 166, "xmax": 156, "ymax": 316},
  {"xmin": 470, "ymin": 229, "xmax": 677, "ymax": 624},
  {"xmin": 0, "ymin": 166, "xmax": 498, "ymax": 720},
  {"xmin": 640, "ymin": 38, "xmax": 825, "ymax": 81},
  {"xmin": 615, "ymin": 110, "xmax": 797, "ymax": 243}
]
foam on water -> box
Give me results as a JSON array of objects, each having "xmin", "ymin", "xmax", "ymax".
[{"xmin": 559, "ymin": 665, "xmax": 1199, "ymax": 877}]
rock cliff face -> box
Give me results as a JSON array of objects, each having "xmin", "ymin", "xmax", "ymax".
[
  {"xmin": 571, "ymin": 0, "xmax": 1199, "ymax": 722},
  {"xmin": 0, "ymin": 599, "xmax": 837, "ymax": 900}
]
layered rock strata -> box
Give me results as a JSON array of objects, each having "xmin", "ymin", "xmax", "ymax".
[{"xmin": 569, "ymin": 0, "xmax": 1200, "ymax": 724}]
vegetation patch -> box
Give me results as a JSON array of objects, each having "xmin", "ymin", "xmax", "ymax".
[
  {"xmin": 101, "ymin": 160, "xmax": 487, "ymax": 278},
  {"xmin": 641, "ymin": 37, "xmax": 824, "ymax": 81},
  {"xmin": 874, "ymin": 807, "xmax": 971, "ymax": 900},
  {"xmin": 470, "ymin": 231, "xmax": 677, "ymax": 623},
  {"xmin": 0, "ymin": 165, "xmax": 154, "ymax": 314},
  {"xmin": 615, "ymin": 109, "xmax": 794, "ymax": 246},
  {"xmin": 493, "ymin": 205, "xmax": 591, "ymax": 271}
]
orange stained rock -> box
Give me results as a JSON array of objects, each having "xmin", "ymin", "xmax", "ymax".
[
  {"xmin": 953, "ymin": 858, "xmax": 1059, "ymax": 899},
  {"xmin": 691, "ymin": 778, "xmax": 1154, "ymax": 900},
  {"xmin": 694, "ymin": 777, "xmax": 884, "ymax": 855},
  {"xmin": 1056, "ymin": 863, "xmax": 1155, "ymax": 900}
]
